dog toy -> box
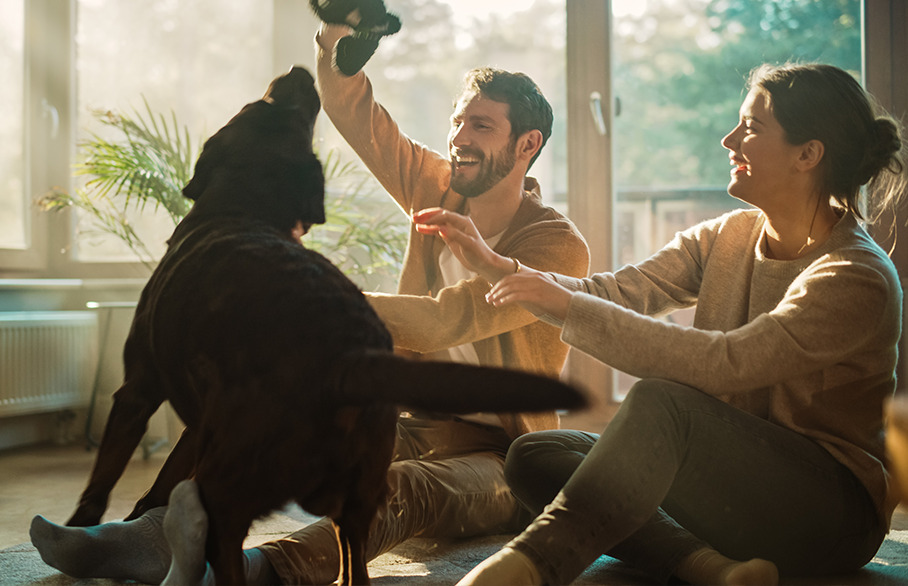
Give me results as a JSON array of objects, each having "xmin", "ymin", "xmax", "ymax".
[{"xmin": 309, "ymin": 0, "xmax": 401, "ymax": 75}]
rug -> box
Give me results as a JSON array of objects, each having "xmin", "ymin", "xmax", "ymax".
[{"xmin": 2, "ymin": 506, "xmax": 907, "ymax": 585}]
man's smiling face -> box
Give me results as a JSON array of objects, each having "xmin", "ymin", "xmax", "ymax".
[{"xmin": 448, "ymin": 90, "xmax": 518, "ymax": 198}]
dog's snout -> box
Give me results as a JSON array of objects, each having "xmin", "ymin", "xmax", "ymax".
[{"xmin": 263, "ymin": 66, "xmax": 319, "ymax": 116}]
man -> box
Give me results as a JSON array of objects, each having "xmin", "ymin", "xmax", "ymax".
[
  {"xmin": 251, "ymin": 24, "xmax": 589, "ymax": 584},
  {"xmin": 29, "ymin": 22, "xmax": 589, "ymax": 585}
]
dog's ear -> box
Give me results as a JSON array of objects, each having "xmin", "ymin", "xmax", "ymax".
[
  {"xmin": 183, "ymin": 135, "xmax": 221, "ymax": 201},
  {"xmin": 293, "ymin": 156, "xmax": 326, "ymax": 225},
  {"xmin": 182, "ymin": 102, "xmax": 271, "ymax": 202},
  {"xmin": 252, "ymin": 154, "xmax": 327, "ymax": 230}
]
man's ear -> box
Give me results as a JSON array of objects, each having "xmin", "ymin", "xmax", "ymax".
[
  {"xmin": 518, "ymin": 129, "xmax": 544, "ymax": 163},
  {"xmin": 796, "ymin": 139, "xmax": 825, "ymax": 171}
]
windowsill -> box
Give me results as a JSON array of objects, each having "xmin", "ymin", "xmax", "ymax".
[
  {"xmin": 0, "ymin": 278, "xmax": 147, "ymax": 290},
  {"xmin": 0, "ymin": 278, "xmax": 145, "ymax": 312}
]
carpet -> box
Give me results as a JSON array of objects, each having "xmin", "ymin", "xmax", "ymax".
[{"xmin": 3, "ymin": 505, "xmax": 907, "ymax": 585}]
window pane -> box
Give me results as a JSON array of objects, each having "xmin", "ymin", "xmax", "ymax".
[
  {"xmin": 610, "ymin": 0, "xmax": 862, "ymax": 398},
  {"xmin": 0, "ymin": 0, "xmax": 26, "ymax": 249},
  {"xmin": 316, "ymin": 0, "xmax": 567, "ymax": 209},
  {"xmin": 74, "ymin": 0, "xmax": 274, "ymax": 263},
  {"xmin": 612, "ymin": 0, "xmax": 862, "ymax": 266}
]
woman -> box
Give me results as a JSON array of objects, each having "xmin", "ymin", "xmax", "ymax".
[{"xmin": 414, "ymin": 63, "xmax": 906, "ymax": 585}]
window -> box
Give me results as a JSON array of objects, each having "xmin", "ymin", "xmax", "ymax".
[
  {"xmin": 316, "ymin": 0, "xmax": 567, "ymax": 209},
  {"xmin": 51, "ymin": 0, "xmax": 568, "ymax": 272},
  {"xmin": 0, "ymin": 0, "xmax": 26, "ymax": 251},
  {"xmin": 72, "ymin": 0, "xmax": 276, "ymax": 264},
  {"xmin": 566, "ymin": 0, "xmax": 865, "ymax": 403},
  {"xmin": 612, "ymin": 0, "xmax": 862, "ymax": 267},
  {"xmin": 0, "ymin": 0, "xmax": 903, "ymax": 391}
]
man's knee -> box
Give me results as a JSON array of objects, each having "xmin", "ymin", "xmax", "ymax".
[
  {"xmin": 504, "ymin": 431, "xmax": 592, "ymax": 515},
  {"xmin": 622, "ymin": 378, "xmax": 705, "ymax": 417},
  {"xmin": 504, "ymin": 433, "xmax": 537, "ymax": 493}
]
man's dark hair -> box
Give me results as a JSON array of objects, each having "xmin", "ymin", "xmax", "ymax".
[{"xmin": 460, "ymin": 67, "xmax": 553, "ymax": 170}]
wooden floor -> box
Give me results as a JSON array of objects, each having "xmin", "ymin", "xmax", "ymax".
[
  {"xmin": 4, "ymin": 437, "xmax": 908, "ymax": 548},
  {"xmin": 3, "ymin": 441, "xmax": 908, "ymax": 586},
  {"xmin": 0, "ymin": 442, "xmax": 169, "ymax": 550}
]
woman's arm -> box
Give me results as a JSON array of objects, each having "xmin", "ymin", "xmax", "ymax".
[
  {"xmin": 422, "ymin": 206, "xmax": 722, "ymax": 322},
  {"xmin": 560, "ymin": 259, "xmax": 895, "ymax": 395}
]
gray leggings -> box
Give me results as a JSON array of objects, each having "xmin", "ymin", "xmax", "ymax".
[{"xmin": 505, "ymin": 379, "xmax": 886, "ymax": 584}]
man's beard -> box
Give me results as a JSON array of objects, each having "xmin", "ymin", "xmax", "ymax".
[{"xmin": 450, "ymin": 139, "xmax": 518, "ymax": 198}]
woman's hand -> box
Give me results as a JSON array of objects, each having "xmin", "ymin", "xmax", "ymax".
[
  {"xmin": 412, "ymin": 208, "xmax": 517, "ymax": 283},
  {"xmin": 486, "ymin": 270, "xmax": 573, "ymax": 322}
]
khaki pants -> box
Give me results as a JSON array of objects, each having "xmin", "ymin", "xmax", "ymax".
[{"xmin": 258, "ymin": 415, "xmax": 527, "ymax": 584}]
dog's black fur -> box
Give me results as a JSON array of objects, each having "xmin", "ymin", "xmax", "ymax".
[{"xmin": 60, "ymin": 66, "xmax": 585, "ymax": 585}]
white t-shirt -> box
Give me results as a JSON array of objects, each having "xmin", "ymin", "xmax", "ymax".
[{"xmin": 432, "ymin": 230, "xmax": 504, "ymax": 427}]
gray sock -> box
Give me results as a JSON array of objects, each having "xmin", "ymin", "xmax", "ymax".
[
  {"xmin": 245, "ymin": 547, "xmax": 282, "ymax": 585},
  {"xmin": 161, "ymin": 480, "xmax": 211, "ymax": 586},
  {"xmin": 29, "ymin": 507, "xmax": 171, "ymax": 584}
]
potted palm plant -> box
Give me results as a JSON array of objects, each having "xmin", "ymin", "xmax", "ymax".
[{"xmin": 40, "ymin": 100, "xmax": 407, "ymax": 291}]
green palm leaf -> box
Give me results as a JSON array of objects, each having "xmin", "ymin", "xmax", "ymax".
[{"xmin": 38, "ymin": 99, "xmax": 406, "ymax": 288}]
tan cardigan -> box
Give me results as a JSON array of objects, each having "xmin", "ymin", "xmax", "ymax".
[
  {"xmin": 548, "ymin": 209, "xmax": 902, "ymax": 525},
  {"xmin": 315, "ymin": 30, "xmax": 590, "ymax": 439}
]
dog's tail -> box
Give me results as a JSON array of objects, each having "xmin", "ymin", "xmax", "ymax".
[{"xmin": 334, "ymin": 350, "xmax": 587, "ymax": 414}]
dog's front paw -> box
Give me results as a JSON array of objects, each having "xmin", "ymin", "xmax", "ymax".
[{"xmin": 65, "ymin": 505, "xmax": 105, "ymax": 527}]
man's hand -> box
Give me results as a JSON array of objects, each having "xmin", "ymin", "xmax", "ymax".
[
  {"xmin": 412, "ymin": 208, "xmax": 516, "ymax": 283},
  {"xmin": 316, "ymin": 22, "xmax": 354, "ymax": 52}
]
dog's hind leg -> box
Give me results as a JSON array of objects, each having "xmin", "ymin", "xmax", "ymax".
[
  {"xmin": 68, "ymin": 377, "xmax": 164, "ymax": 526},
  {"xmin": 334, "ymin": 510, "xmax": 374, "ymax": 586},
  {"xmin": 125, "ymin": 427, "xmax": 198, "ymax": 521},
  {"xmin": 201, "ymin": 486, "xmax": 257, "ymax": 585},
  {"xmin": 334, "ymin": 458, "xmax": 392, "ymax": 585}
]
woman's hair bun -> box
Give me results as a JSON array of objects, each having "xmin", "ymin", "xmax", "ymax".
[{"xmin": 858, "ymin": 117, "xmax": 903, "ymax": 186}]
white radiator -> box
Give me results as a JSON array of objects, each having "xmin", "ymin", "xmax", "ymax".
[{"xmin": 0, "ymin": 311, "xmax": 99, "ymax": 418}]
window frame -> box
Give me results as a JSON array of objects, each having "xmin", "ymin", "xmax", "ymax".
[
  {"xmin": 0, "ymin": 0, "xmax": 313, "ymax": 279},
  {"xmin": 0, "ymin": 0, "xmax": 71, "ymax": 273},
  {"xmin": 865, "ymin": 0, "xmax": 908, "ymax": 389}
]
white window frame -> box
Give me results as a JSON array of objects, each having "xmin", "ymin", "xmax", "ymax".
[{"xmin": 0, "ymin": 0, "xmax": 73, "ymax": 272}]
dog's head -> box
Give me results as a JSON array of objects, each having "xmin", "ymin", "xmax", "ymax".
[{"xmin": 182, "ymin": 66, "xmax": 325, "ymax": 233}]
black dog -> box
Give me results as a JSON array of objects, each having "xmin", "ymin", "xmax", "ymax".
[{"xmin": 54, "ymin": 66, "xmax": 584, "ymax": 585}]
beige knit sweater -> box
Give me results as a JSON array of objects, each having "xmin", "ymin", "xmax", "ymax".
[
  {"xmin": 315, "ymin": 29, "xmax": 590, "ymax": 438},
  {"xmin": 547, "ymin": 208, "xmax": 902, "ymax": 525}
]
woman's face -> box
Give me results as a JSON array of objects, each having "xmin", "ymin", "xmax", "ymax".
[{"xmin": 721, "ymin": 88, "xmax": 806, "ymax": 212}]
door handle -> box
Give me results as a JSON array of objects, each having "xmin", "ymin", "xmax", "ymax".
[{"xmin": 589, "ymin": 91, "xmax": 607, "ymax": 136}]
